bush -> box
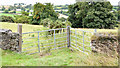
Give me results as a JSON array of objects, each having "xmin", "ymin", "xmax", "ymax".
[
  {"xmin": 10, "ymin": 11, "xmax": 16, "ymax": 13},
  {"xmin": 0, "ymin": 16, "xmax": 14, "ymax": 23},
  {"xmin": 40, "ymin": 18, "xmax": 53, "ymax": 27},
  {"xmin": 31, "ymin": 19, "xmax": 39, "ymax": 25},
  {"xmin": 14, "ymin": 15, "xmax": 31, "ymax": 23},
  {"xmin": 50, "ymin": 20, "xmax": 66, "ymax": 29},
  {"xmin": 21, "ymin": 11, "xmax": 29, "ymax": 16},
  {"xmin": 58, "ymin": 17, "xmax": 67, "ymax": 22},
  {"xmin": 4, "ymin": 10, "xmax": 9, "ymax": 13}
]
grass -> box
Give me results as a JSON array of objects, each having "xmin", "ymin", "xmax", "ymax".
[
  {"xmin": 72, "ymin": 28, "xmax": 118, "ymax": 33},
  {"xmin": 2, "ymin": 48, "xmax": 118, "ymax": 66},
  {"xmin": 0, "ymin": 22, "xmax": 118, "ymax": 66},
  {"xmin": 0, "ymin": 13, "xmax": 15, "ymax": 18},
  {"xmin": 16, "ymin": 11, "xmax": 21, "ymax": 14},
  {"xmin": 0, "ymin": 22, "xmax": 49, "ymax": 32}
]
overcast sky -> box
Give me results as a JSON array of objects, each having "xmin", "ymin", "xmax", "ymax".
[{"xmin": 0, "ymin": 0, "xmax": 119, "ymax": 6}]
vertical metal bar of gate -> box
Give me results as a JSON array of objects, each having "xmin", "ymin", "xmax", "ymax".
[
  {"xmin": 54, "ymin": 30, "xmax": 56, "ymax": 49},
  {"xmin": 75, "ymin": 30, "xmax": 77, "ymax": 47},
  {"xmin": 94, "ymin": 29, "xmax": 97, "ymax": 33},
  {"xmin": 83, "ymin": 31, "xmax": 84, "ymax": 52},
  {"xmin": 38, "ymin": 32, "xmax": 40, "ymax": 52}
]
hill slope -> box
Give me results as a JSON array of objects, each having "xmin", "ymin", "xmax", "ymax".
[{"xmin": 0, "ymin": 22, "xmax": 118, "ymax": 66}]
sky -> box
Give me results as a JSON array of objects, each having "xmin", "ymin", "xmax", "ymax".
[{"xmin": 0, "ymin": 0, "xmax": 119, "ymax": 6}]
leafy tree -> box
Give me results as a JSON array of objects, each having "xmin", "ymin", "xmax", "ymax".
[
  {"xmin": 32, "ymin": 3, "xmax": 58, "ymax": 24},
  {"xmin": 68, "ymin": 2, "xmax": 118, "ymax": 29}
]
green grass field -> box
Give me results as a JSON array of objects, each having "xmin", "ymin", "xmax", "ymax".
[
  {"xmin": 0, "ymin": 22, "xmax": 118, "ymax": 66},
  {"xmin": 0, "ymin": 13, "xmax": 15, "ymax": 18},
  {"xmin": 16, "ymin": 11, "xmax": 21, "ymax": 14},
  {"xmin": 2, "ymin": 48, "xmax": 118, "ymax": 66}
]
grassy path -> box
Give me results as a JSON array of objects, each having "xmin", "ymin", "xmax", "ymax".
[{"xmin": 2, "ymin": 48, "xmax": 118, "ymax": 66}]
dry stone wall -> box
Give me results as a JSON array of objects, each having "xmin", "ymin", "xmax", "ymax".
[
  {"xmin": 91, "ymin": 33, "xmax": 118, "ymax": 57},
  {"xmin": 0, "ymin": 29, "xmax": 20, "ymax": 52}
]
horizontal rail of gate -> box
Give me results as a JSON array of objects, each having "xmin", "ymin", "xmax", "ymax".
[
  {"xmin": 20, "ymin": 25, "xmax": 98, "ymax": 55},
  {"xmin": 22, "ymin": 28, "xmax": 68, "ymax": 55},
  {"xmin": 70, "ymin": 29, "xmax": 96, "ymax": 54}
]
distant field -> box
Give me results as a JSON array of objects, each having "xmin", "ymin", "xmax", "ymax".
[
  {"xmin": 0, "ymin": 22, "xmax": 48, "ymax": 32},
  {"xmin": 71, "ymin": 27, "xmax": 118, "ymax": 34},
  {"xmin": 16, "ymin": 11, "xmax": 21, "ymax": 14},
  {"xmin": 0, "ymin": 13, "xmax": 15, "ymax": 18}
]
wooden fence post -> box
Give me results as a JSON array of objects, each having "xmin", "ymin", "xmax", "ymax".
[
  {"xmin": 67, "ymin": 26, "xmax": 70, "ymax": 47},
  {"xmin": 18, "ymin": 24, "xmax": 22, "ymax": 52}
]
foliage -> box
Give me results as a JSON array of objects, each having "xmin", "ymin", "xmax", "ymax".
[
  {"xmin": 1, "ymin": 6, "xmax": 5, "ymax": 11},
  {"xmin": 13, "ymin": 11, "xmax": 16, "ymax": 13},
  {"xmin": 21, "ymin": 11, "xmax": 29, "ymax": 16},
  {"xmin": 30, "ymin": 19, "xmax": 39, "ymax": 25},
  {"xmin": 49, "ymin": 20, "xmax": 71, "ymax": 29},
  {"xmin": 118, "ymin": 10, "xmax": 120, "ymax": 20},
  {"xmin": 65, "ymin": 20, "xmax": 72, "ymax": 26},
  {"xmin": 32, "ymin": 3, "xmax": 58, "ymax": 24},
  {"xmin": 40, "ymin": 18, "xmax": 53, "ymax": 27},
  {"xmin": 58, "ymin": 17, "xmax": 67, "ymax": 22},
  {"xmin": 0, "ymin": 15, "xmax": 14, "ymax": 23},
  {"xmin": 40, "ymin": 18, "xmax": 71, "ymax": 30},
  {"xmin": 14, "ymin": 15, "xmax": 31, "ymax": 23},
  {"xmin": 4, "ymin": 10, "xmax": 9, "ymax": 13},
  {"xmin": 68, "ymin": 2, "xmax": 118, "ymax": 29}
]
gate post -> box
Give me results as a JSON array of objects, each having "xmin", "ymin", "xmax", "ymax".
[
  {"xmin": 67, "ymin": 26, "xmax": 70, "ymax": 47},
  {"xmin": 18, "ymin": 24, "xmax": 22, "ymax": 52}
]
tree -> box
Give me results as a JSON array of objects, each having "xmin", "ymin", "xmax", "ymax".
[
  {"xmin": 32, "ymin": 3, "xmax": 58, "ymax": 24},
  {"xmin": 2, "ymin": 6, "xmax": 5, "ymax": 11},
  {"xmin": 68, "ymin": 2, "xmax": 118, "ymax": 29}
]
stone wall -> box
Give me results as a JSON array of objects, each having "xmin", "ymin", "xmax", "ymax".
[
  {"xmin": 91, "ymin": 33, "xmax": 118, "ymax": 57},
  {"xmin": 0, "ymin": 29, "xmax": 20, "ymax": 52}
]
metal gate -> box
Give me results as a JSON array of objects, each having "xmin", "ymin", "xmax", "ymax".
[
  {"xmin": 21, "ymin": 26, "xmax": 96, "ymax": 55},
  {"xmin": 22, "ymin": 28, "xmax": 68, "ymax": 55},
  {"xmin": 70, "ymin": 29, "xmax": 95, "ymax": 54}
]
